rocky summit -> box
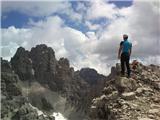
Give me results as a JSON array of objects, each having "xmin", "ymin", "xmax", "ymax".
[
  {"xmin": 1, "ymin": 44, "xmax": 160, "ymax": 120},
  {"xmin": 89, "ymin": 62, "xmax": 160, "ymax": 120}
]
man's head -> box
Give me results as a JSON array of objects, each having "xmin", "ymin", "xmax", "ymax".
[{"xmin": 123, "ymin": 34, "xmax": 128, "ymax": 40}]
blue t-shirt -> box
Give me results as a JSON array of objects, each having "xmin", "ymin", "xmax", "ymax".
[{"xmin": 120, "ymin": 40, "xmax": 132, "ymax": 53}]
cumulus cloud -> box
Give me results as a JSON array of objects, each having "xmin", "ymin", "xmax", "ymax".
[
  {"xmin": 1, "ymin": 0, "xmax": 160, "ymax": 75},
  {"xmin": 1, "ymin": 14, "xmax": 111, "ymax": 74},
  {"xmin": 2, "ymin": 16, "xmax": 82, "ymax": 57},
  {"xmin": 2, "ymin": 1, "xmax": 72, "ymax": 17},
  {"xmin": 92, "ymin": 0, "xmax": 160, "ymax": 62},
  {"xmin": 86, "ymin": 0, "xmax": 118, "ymax": 20},
  {"xmin": 85, "ymin": 21, "xmax": 101, "ymax": 31},
  {"xmin": 1, "ymin": 1, "xmax": 85, "ymax": 24}
]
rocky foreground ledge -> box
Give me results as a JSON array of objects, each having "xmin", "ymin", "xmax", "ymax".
[{"xmin": 89, "ymin": 62, "xmax": 160, "ymax": 120}]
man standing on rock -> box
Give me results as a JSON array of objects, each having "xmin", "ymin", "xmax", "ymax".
[{"xmin": 118, "ymin": 34, "xmax": 132, "ymax": 78}]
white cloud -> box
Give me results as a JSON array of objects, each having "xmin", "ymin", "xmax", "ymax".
[
  {"xmin": 2, "ymin": 1, "xmax": 85, "ymax": 26},
  {"xmin": 1, "ymin": 16, "xmax": 102, "ymax": 73},
  {"xmin": 2, "ymin": 1, "xmax": 72, "ymax": 17},
  {"xmin": 86, "ymin": 32, "xmax": 97, "ymax": 40},
  {"xmin": 92, "ymin": 0, "xmax": 160, "ymax": 62},
  {"xmin": 2, "ymin": 13, "xmax": 114, "ymax": 75},
  {"xmin": 86, "ymin": 0, "xmax": 118, "ymax": 20},
  {"xmin": 1, "ymin": 0, "xmax": 160, "ymax": 76},
  {"xmin": 75, "ymin": 2, "xmax": 86, "ymax": 12},
  {"xmin": 85, "ymin": 21, "xmax": 101, "ymax": 30}
]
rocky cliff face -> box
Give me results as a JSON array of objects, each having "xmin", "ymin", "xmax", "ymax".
[
  {"xmin": 1, "ymin": 44, "xmax": 106, "ymax": 120},
  {"xmin": 1, "ymin": 58, "xmax": 55, "ymax": 120},
  {"xmin": 89, "ymin": 62, "xmax": 160, "ymax": 120}
]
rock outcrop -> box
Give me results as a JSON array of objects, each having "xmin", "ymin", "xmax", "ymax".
[
  {"xmin": 11, "ymin": 47, "xmax": 34, "ymax": 81},
  {"xmin": 78, "ymin": 68, "xmax": 106, "ymax": 85},
  {"xmin": 89, "ymin": 62, "xmax": 160, "ymax": 120},
  {"xmin": 1, "ymin": 58, "xmax": 55, "ymax": 120},
  {"xmin": 1, "ymin": 44, "xmax": 107, "ymax": 120}
]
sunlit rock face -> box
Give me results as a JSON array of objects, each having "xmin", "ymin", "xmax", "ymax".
[
  {"xmin": 1, "ymin": 44, "xmax": 107, "ymax": 120},
  {"xmin": 89, "ymin": 62, "xmax": 160, "ymax": 120}
]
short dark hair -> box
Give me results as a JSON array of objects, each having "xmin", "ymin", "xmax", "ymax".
[{"xmin": 123, "ymin": 34, "xmax": 128, "ymax": 40}]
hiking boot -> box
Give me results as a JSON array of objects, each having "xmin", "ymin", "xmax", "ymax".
[{"xmin": 121, "ymin": 73, "xmax": 125, "ymax": 77}]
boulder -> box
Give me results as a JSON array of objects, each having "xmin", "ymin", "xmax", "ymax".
[
  {"xmin": 136, "ymin": 87, "xmax": 153, "ymax": 96},
  {"xmin": 121, "ymin": 92, "xmax": 136, "ymax": 100},
  {"xmin": 138, "ymin": 118, "xmax": 154, "ymax": 120},
  {"xmin": 148, "ymin": 109, "xmax": 159, "ymax": 115},
  {"xmin": 115, "ymin": 77, "xmax": 137, "ymax": 93}
]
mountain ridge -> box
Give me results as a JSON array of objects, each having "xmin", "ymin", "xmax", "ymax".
[{"xmin": 1, "ymin": 44, "xmax": 160, "ymax": 120}]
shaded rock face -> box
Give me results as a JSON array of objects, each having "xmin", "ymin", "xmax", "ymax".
[
  {"xmin": 30, "ymin": 44, "xmax": 57, "ymax": 84},
  {"xmin": 79, "ymin": 68, "xmax": 106, "ymax": 85},
  {"xmin": 77, "ymin": 68, "xmax": 106, "ymax": 104},
  {"xmin": 54, "ymin": 57, "xmax": 74, "ymax": 91},
  {"xmin": 1, "ymin": 58, "xmax": 22, "ymax": 98},
  {"xmin": 89, "ymin": 62, "xmax": 160, "ymax": 120},
  {"xmin": 11, "ymin": 47, "xmax": 34, "ymax": 81},
  {"xmin": 2, "ymin": 44, "xmax": 107, "ymax": 120},
  {"xmin": 1, "ymin": 73, "xmax": 22, "ymax": 97},
  {"xmin": 1, "ymin": 59, "xmax": 55, "ymax": 120},
  {"xmin": 11, "ymin": 45, "xmax": 57, "ymax": 85},
  {"xmin": 1, "ymin": 58, "xmax": 13, "ymax": 73},
  {"xmin": 41, "ymin": 97, "xmax": 54, "ymax": 111}
]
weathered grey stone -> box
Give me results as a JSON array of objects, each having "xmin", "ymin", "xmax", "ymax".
[
  {"xmin": 148, "ymin": 109, "xmax": 159, "ymax": 114},
  {"xmin": 89, "ymin": 61, "xmax": 160, "ymax": 120},
  {"xmin": 121, "ymin": 92, "xmax": 136, "ymax": 100},
  {"xmin": 1, "ymin": 58, "xmax": 13, "ymax": 73},
  {"xmin": 11, "ymin": 47, "xmax": 34, "ymax": 81},
  {"xmin": 115, "ymin": 77, "xmax": 137, "ymax": 93},
  {"xmin": 136, "ymin": 87, "xmax": 153, "ymax": 96},
  {"xmin": 138, "ymin": 118, "xmax": 154, "ymax": 120}
]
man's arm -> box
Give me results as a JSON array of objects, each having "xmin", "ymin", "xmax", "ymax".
[
  {"xmin": 129, "ymin": 43, "xmax": 132, "ymax": 56},
  {"xmin": 118, "ymin": 44, "xmax": 123, "ymax": 59}
]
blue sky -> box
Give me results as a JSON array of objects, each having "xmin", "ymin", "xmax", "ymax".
[
  {"xmin": 1, "ymin": 1, "xmax": 133, "ymax": 30},
  {"xmin": 1, "ymin": 0, "xmax": 159, "ymax": 75}
]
